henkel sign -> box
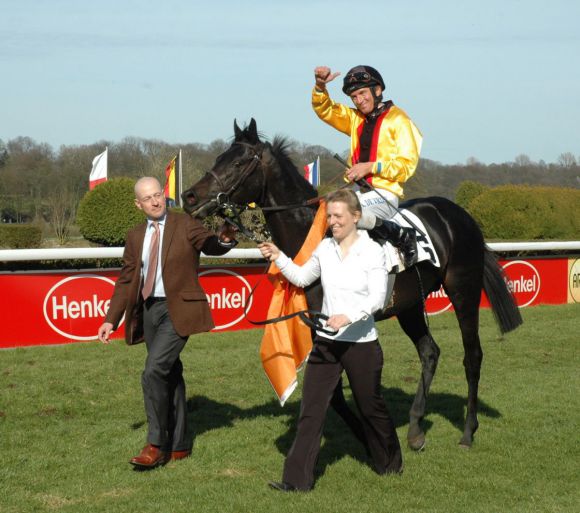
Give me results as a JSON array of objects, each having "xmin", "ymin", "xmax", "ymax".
[
  {"xmin": 199, "ymin": 269, "xmax": 254, "ymax": 330},
  {"xmin": 43, "ymin": 275, "xmax": 118, "ymax": 340},
  {"xmin": 424, "ymin": 258, "xmax": 568, "ymax": 314},
  {"xmin": 0, "ymin": 270, "xmax": 124, "ymax": 348},
  {"xmin": 500, "ymin": 258, "xmax": 567, "ymax": 307},
  {"xmin": 0, "ymin": 265, "xmax": 273, "ymax": 348},
  {"xmin": 502, "ymin": 260, "xmax": 541, "ymax": 307},
  {"xmin": 0, "ymin": 258, "xmax": 572, "ymax": 349}
]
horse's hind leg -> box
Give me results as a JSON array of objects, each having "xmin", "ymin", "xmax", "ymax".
[
  {"xmin": 445, "ymin": 272, "xmax": 484, "ymax": 448},
  {"xmin": 397, "ymin": 304, "xmax": 440, "ymax": 451}
]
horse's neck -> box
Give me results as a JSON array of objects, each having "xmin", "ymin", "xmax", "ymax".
[{"xmin": 261, "ymin": 160, "xmax": 318, "ymax": 259}]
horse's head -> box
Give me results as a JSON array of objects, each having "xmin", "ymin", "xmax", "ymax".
[{"xmin": 182, "ymin": 118, "xmax": 266, "ymax": 218}]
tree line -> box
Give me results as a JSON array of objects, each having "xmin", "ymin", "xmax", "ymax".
[{"xmin": 0, "ymin": 135, "xmax": 578, "ymax": 242}]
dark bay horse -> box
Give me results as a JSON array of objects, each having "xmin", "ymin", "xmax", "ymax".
[{"xmin": 183, "ymin": 119, "xmax": 522, "ymax": 450}]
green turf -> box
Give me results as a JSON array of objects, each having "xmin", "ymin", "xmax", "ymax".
[{"xmin": 1, "ymin": 304, "xmax": 578, "ymax": 513}]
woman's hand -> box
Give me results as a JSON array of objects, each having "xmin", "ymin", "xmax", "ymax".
[
  {"xmin": 326, "ymin": 314, "xmax": 351, "ymax": 331},
  {"xmin": 258, "ymin": 242, "xmax": 281, "ymax": 262}
]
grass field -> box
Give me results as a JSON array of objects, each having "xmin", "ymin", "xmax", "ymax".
[{"xmin": 1, "ymin": 304, "xmax": 578, "ymax": 513}]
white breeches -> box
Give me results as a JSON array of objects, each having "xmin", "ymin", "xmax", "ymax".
[{"xmin": 354, "ymin": 187, "xmax": 400, "ymax": 229}]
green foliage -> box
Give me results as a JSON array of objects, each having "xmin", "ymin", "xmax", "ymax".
[
  {"xmin": 2, "ymin": 135, "xmax": 580, "ymax": 230},
  {"xmin": 76, "ymin": 178, "xmax": 145, "ymax": 246},
  {"xmin": 455, "ymin": 180, "xmax": 490, "ymax": 209},
  {"xmin": 0, "ymin": 223, "xmax": 42, "ymax": 248},
  {"xmin": 469, "ymin": 185, "xmax": 580, "ymax": 239}
]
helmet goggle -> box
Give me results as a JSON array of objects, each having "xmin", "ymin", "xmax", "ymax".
[{"xmin": 346, "ymin": 71, "xmax": 374, "ymax": 84}]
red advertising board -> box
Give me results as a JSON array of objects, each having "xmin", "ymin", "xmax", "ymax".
[
  {"xmin": 425, "ymin": 258, "xmax": 571, "ymax": 314},
  {"xmin": 0, "ymin": 265, "xmax": 273, "ymax": 349},
  {"xmin": 1, "ymin": 258, "xmax": 577, "ymax": 349}
]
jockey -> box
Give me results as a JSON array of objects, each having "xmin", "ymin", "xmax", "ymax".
[{"xmin": 312, "ymin": 65, "xmax": 423, "ymax": 267}]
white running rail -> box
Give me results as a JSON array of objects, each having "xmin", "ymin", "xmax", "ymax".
[{"xmin": 1, "ymin": 242, "xmax": 580, "ymax": 262}]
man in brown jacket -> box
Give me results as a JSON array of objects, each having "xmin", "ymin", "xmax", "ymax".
[{"xmin": 97, "ymin": 177, "xmax": 236, "ymax": 469}]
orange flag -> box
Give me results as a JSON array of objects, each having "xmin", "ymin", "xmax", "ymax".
[{"xmin": 260, "ymin": 201, "xmax": 328, "ymax": 405}]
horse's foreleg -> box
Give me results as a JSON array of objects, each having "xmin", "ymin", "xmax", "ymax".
[{"xmin": 397, "ymin": 305, "xmax": 440, "ymax": 451}]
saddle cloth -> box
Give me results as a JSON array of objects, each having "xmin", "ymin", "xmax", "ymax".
[{"xmin": 382, "ymin": 209, "xmax": 440, "ymax": 273}]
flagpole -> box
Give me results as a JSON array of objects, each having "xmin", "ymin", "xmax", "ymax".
[{"xmin": 178, "ymin": 149, "xmax": 183, "ymax": 207}]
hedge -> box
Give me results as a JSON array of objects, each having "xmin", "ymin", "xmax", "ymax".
[
  {"xmin": 455, "ymin": 181, "xmax": 490, "ymax": 210},
  {"xmin": 77, "ymin": 178, "xmax": 145, "ymax": 246},
  {"xmin": 468, "ymin": 185, "xmax": 580, "ymax": 239},
  {"xmin": 0, "ymin": 224, "xmax": 42, "ymax": 249}
]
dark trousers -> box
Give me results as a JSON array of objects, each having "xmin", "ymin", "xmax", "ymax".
[
  {"xmin": 282, "ymin": 338, "xmax": 402, "ymax": 490},
  {"xmin": 142, "ymin": 299, "xmax": 189, "ymax": 451}
]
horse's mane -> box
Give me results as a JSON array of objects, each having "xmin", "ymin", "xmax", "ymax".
[
  {"xmin": 269, "ymin": 136, "xmax": 317, "ymax": 198},
  {"xmin": 270, "ymin": 136, "xmax": 295, "ymax": 170}
]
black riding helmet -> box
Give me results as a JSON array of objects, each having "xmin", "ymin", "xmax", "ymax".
[{"xmin": 342, "ymin": 65, "xmax": 386, "ymax": 95}]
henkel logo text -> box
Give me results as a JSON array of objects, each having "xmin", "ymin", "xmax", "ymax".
[
  {"xmin": 43, "ymin": 275, "xmax": 117, "ymax": 340},
  {"xmin": 502, "ymin": 260, "xmax": 541, "ymax": 307},
  {"xmin": 206, "ymin": 288, "xmax": 247, "ymax": 310},
  {"xmin": 51, "ymin": 295, "xmax": 110, "ymax": 319},
  {"xmin": 426, "ymin": 285, "xmax": 453, "ymax": 315},
  {"xmin": 199, "ymin": 269, "xmax": 253, "ymax": 330}
]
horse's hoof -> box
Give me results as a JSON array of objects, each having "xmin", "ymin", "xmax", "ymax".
[
  {"xmin": 408, "ymin": 435, "xmax": 426, "ymax": 452},
  {"xmin": 458, "ymin": 437, "xmax": 472, "ymax": 449}
]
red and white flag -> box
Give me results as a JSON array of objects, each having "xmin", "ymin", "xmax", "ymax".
[
  {"xmin": 89, "ymin": 148, "xmax": 108, "ymax": 190},
  {"xmin": 303, "ymin": 156, "xmax": 320, "ymax": 187}
]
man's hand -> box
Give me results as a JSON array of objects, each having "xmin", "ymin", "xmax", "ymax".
[
  {"xmin": 218, "ymin": 222, "xmax": 238, "ymax": 243},
  {"xmin": 98, "ymin": 322, "xmax": 114, "ymax": 344},
  {"xmin": 346, "ymin": 162, "xmax": 373, "ymax": 182},
  {"xmin": 314, "ymin": 66, "xmax": 340, "ymax": 91}
]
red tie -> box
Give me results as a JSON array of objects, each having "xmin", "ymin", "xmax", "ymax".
[{"xmin": 142, "ymin": 221, "xmax": 160, "ymax": 300}]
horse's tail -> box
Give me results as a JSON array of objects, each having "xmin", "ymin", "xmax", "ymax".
[{"xmin": 482, "ymin": 247, "xmax": 523, "ymax": 334}]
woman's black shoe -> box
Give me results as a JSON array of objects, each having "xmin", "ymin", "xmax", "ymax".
[{"xmin": 268, "ymin": 481, "xmax": 304, "ymax": 492}]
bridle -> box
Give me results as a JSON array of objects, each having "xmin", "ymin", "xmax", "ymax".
[
  {"xmin": 205, "ymin": 142, "xmax": 266, "ymax": 210},
  {"xmin": 198, "ymin": 141, "xmax": 322, "ymax": 241}
]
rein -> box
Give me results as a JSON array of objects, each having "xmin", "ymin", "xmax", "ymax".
[{"xmin": 239, "ymin": 259, "xmax": 338, "ymax": 336}]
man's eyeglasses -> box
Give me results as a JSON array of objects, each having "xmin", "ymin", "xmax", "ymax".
[{"xmin": 139, "ymin": 192, "xmax": 164, "ymax": 203}]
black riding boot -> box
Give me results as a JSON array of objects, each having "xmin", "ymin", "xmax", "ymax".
[{"xmin": 370, "ymin": 219, "xmax": 418, "ymax": 268}]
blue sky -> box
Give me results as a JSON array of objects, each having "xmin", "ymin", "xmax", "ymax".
[{"xmin": 1, "ymin": 0, "xmax": 578, "ymax": 164}]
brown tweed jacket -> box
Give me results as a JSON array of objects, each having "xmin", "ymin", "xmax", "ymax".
[{"xmin": 105, "ymin": 211, "xmax": 231, "ymax": 345}]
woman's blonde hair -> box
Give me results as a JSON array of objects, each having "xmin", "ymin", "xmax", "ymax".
[{"xmin": 325, "ymin": 189, "xmax": 362, "ymax": 216}]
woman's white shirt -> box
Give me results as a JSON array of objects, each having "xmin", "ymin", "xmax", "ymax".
[{"xmin": 274, "ymin": 230, "xmax": 387, "ymax": 342}]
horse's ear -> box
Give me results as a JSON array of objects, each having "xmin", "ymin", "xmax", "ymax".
[
  {"xmin": 247, "ymin": 118, "xmax": 259, "ymax": 144},
  {"xmin": 234, "ymin": 119, "xmax": 242, "ymax": 141}
]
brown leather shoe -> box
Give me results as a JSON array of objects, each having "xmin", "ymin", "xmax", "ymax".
[
  {"xmin": 169, "ymin": 449, "xmax": 191, "ymax": 462},
  {"xmin": 130, "ymin": 444, "xmax": 168, "ymax": 468}
]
